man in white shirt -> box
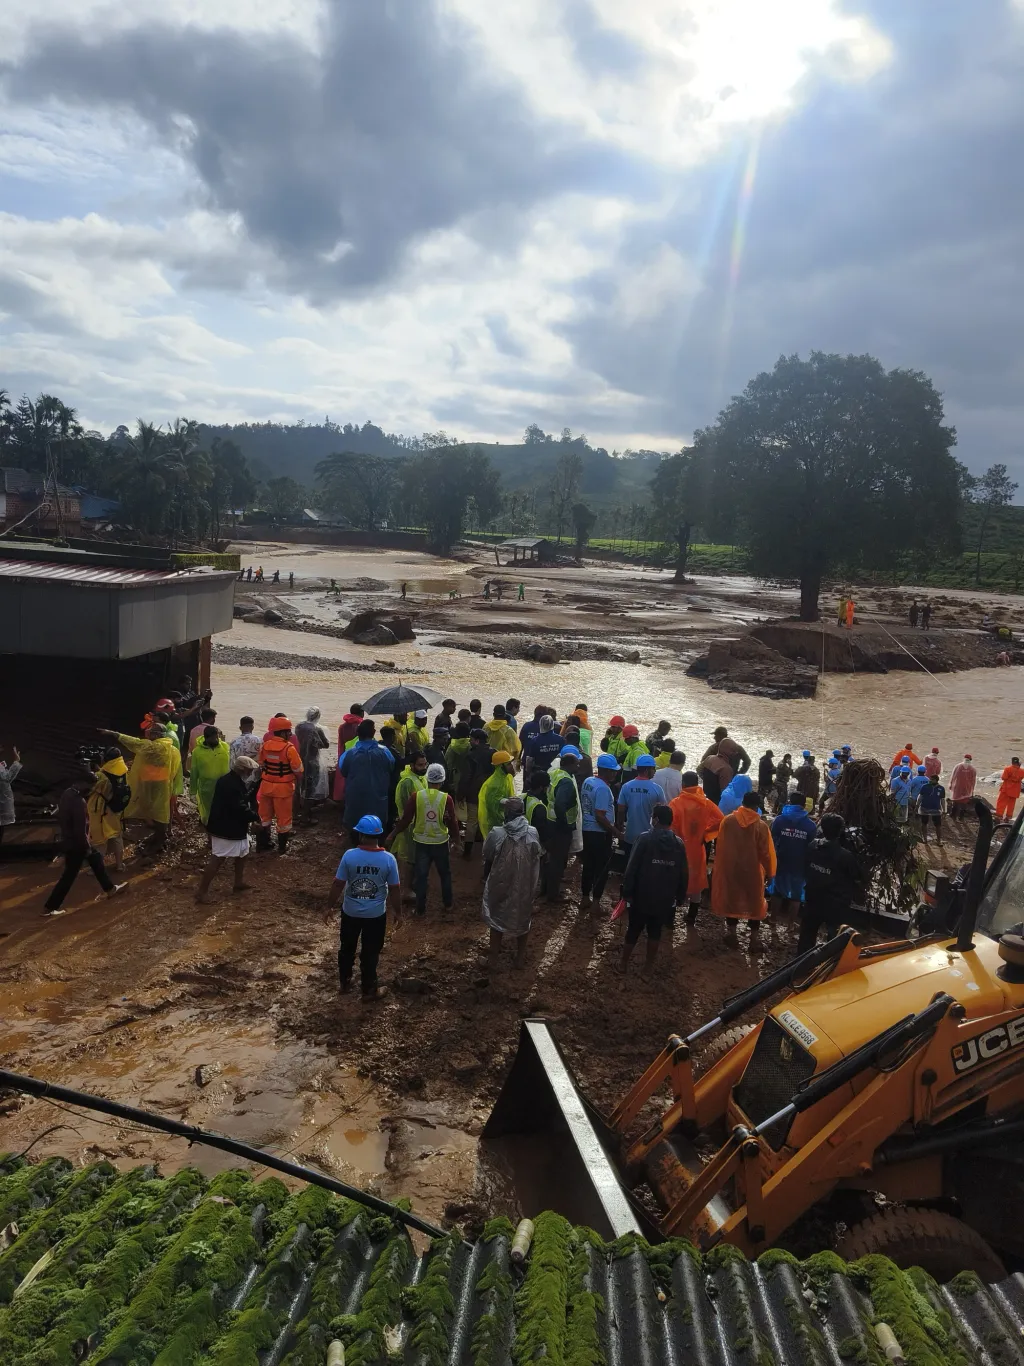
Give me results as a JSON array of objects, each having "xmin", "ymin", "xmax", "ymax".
[{"xmin": 653, "ymin": 750, "xmax": 685, "ymax": 803}]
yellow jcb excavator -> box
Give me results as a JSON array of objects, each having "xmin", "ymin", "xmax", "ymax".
[{"xmin": 485, "ymin": 802, "xmax": 1024, "ymax": 1280}]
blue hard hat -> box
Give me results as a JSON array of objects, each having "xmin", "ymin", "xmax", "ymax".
[
  {"xmin": 596, "ymin": 753, "xmax": 620, "ymax": 771},
  {"xmin": 917, "ymin": 765, "xmax": 926, "ymax": 774},
  {"xmin": 832, "ymin": 749, "xmax": 841, "ymax": 756},
  {"xmin": 636, "ymin": 754, "xmax": 657, "ymax": 769},
  {"xmin": 560, "ymin": 745, "xmax": 582, "ymax": 759},
  {"xmin": 354, "ymin": 814, "xmax": 384, "ymax": 835},
  {"xmin": 802, "ymin": 749, "xmax": 811, "ymax": 758}
]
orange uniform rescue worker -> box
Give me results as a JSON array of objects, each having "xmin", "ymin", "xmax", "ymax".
[
  {"xmin": 997, "ymin": 757, "xmax": 1023, "ymax": 822},
  {"xmin": 257, "ymin": 716, "xmax": 303, "ymax": 852},
  {"xmin": 669, "ymin": 770, "xmax": 723, "ymax": 925}
]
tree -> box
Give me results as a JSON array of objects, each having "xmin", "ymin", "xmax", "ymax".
[
  {"xmin": 209, "ymin": 436, "xmax": 255, "ymax": 537},
  {"xmin": 571, "ymin": 501, "xmax": 596, "ymax": 559},
  {"xmin": 264, "ymin": 476, "xmax": 304, "ymax": 522},
  {"xmin": 547, "ymin": 448, "xmax": 583, "ymax": 544},
  {"xmin": 700, "ymin": 352, "xmax": 964, "ymax": 620},
  {"xmin": 400, "ymin": 445, "xmax": 500, "ymax": 552},
  {"xmin": 523, "ymin": 423, "xmax": 548, "ymax": 445},
  {"xmin": 649, "ymin": 449, "xmax": 705, "ymax": 581},
  {"xmin": 971, "ymin": 463, "xmax": 1019, "ymax": 584},
  {"xmin": 315, "ymin": 451, "xmax": 395, "ymax": 531}
]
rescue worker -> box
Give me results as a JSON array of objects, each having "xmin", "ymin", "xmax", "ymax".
[
  {"xmin": 602, "ymin": 716, "xmax": 629, "ymax": 761},
  {"xmin": 890, "ymin": 741, "xmax": 921, "ymax": 771},
  {"xmin": 482, "ymin": 796, "xmax": 541, "ymax": 976},
  {"xmin": 997, "ymin": 757, "xmax": 1023, "ymax": 821},
  {"xmin": 773, "ymin": 752, "xmax": 794, "ymax": 812},
  {"xmin": 406, "ymin": 710, "xmax": 431, "ymax": 757},
  {"xmin": 711, "ymin": 790, "xmax": 776, "ymax": 950},
  {"xmin": 100, "ymin": 724, "xmax": 182, "ymax": 852},
  {"xmin": 645, "ymin": 720, "xmax": 673, "ymax": 753},
  {"xmin": 769, "ymin": 786, "xmax": 818, "ymax": 916},
  {"xmin": 388, "ymin": 762, "xmax": 460, "ymax": 915},
  {"xmin": 793, "ymin": 751, "xmax": 820, "ymax": 807},
  {"xmin": 796, "ymin": 814, "xmax": 866, "ymax": 955},
  {"xmin": 702, "ymin": 726, "xmax": 751, "ymax": 779},
  {"xmin": 909, "ymin": 765, "xmax": 930, "ymax": 814},
  {"xmin": 388, "ymin": 712, "xmax": 409, "ymax": 753},
  {"xmin": 542, "ymin": 747, "xmax": 581, "ymax": 902},
  {"xmin": 256, "ymin": 716, "xmax": 303, "ymax": 852},
  {"xmin": 484, "ymin": 705, "xmax": 521, "ymax": 765},
  {"xmin": 328, "ymin": 814, "xmax": 400, "ymax": 1002},
  {"xmin": 479, "ymin": 751, "xmax": 516, "ymax": 841},
  {"xmin": 619, "ymin": 725, "xmax": 650, "ymax": 777},
  {"xmin": 525, "ymin": 770, "xmax": 550, "ymax": 842},
  {"xmin": 924, "ymin": 747, "xmax": 942, "ymax": 778},
  {"xmin": 654, "ymin": 738, "xmax": 675, "ymax": 769},
  {"xmin": 189, "ymin": 725, "xmax": 231, "ymax": 826},
  {"xmin": 889, "ymin": 765, "xmax": 913, "ymax": 824},
  {"xmin": 390, "ymin": 753, "xmax": 429, "ymax": 873},
  {"xmin": 918, "ymin": 772, "xmax": 946, "ymax": 843},
  {"xmin": 616, "ymin": 754, "xmax": 661, "ymax": 861},
  {"xmin": 580, "ymin": 752, "xmax": 619, "ymax": 905},
  {"xmin": 522, "ymin": 713, "xmax": 563, "ymax": 783},
  {"xmin": 757, "ymin": 750, "xmax": 776, "ymax": 799},
  {"xmin": 86, "ymin": 747, "xmax": 129, "ymax": 872},
  {"xmin": 619, "ymin": 806, "xmax": 688, "ymax": 980}
]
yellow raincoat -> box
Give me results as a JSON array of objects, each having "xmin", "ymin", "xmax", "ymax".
[
  {"xmin": 87, "ymin": 756, "xmax": 129, "ymax": 844},
  {"xmin": 189, "ymin": 738, "xmax": 231, "ymax": 824},
  {"xmin": 478, "ymin": 766, "xmax": 515, "ymax": 839},
  {"xmin": 115, "ymin": 733, "xmax": 181, "ymax": 825},
  {"xmin": 392, "ymin": 767, "xmax": 428, "ymax": 863},
  {"xmin": 483, "ymin": 718, "xmax": 521, "ymax": 760}
]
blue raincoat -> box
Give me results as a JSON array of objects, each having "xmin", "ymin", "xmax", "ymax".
[
  {"xmin": 339, "ymin": 740, "xmax": 394, "ymax": 829},
  {"xmin": 719, "ymin": 773, "xmax": 753, "ymax": 815}
]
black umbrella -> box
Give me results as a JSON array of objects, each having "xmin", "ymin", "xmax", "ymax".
[{"xmin": 362, "ymin": 683, "xmax": 444, "ymax": 716}]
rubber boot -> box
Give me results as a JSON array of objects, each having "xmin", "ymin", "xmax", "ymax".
[
  {"xmin": 277, "ymin": 832, "xmax": 290, "ymax": 855},
  {"xmin": 255, "ymin": 824, "xmax": 273, "ymax": 852}
]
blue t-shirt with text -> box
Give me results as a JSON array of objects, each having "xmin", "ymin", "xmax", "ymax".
[
  {"xmin": 617, "ymin": 778, "xmax": 660, "ymax": 843},
  {"xmin": 581, "ymin": 776, "xmax": 615, "ymax": 833},
  {"xmin": 335, "ymin": 847, "xmax": 400, "ymax": 918}
]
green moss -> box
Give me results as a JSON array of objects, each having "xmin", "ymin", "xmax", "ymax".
[
  {"xmin": 949, "ymin": 1269, "xmax": 983, "ymax": 1298},
  {"xmin": 704, "ymin": 1242, "xmax": 749, "ymax": 1273},
  {"xmin": 89, "ymin": 1171, "xmax": 256, "ymax": 1365},
  {"xmin": 642, "ymin": 1238, "xmax": 701, "ymax": 1292},
  {"xmin": 0, "ymin": 1158, "xmax": 72, "ymax": 1233},
  {"xmin": 471, "ymin": 1257, "xmax": 514, "ymax": 1366},
  {"xmin": 404, "ymin": 1234, "xmax": 457, "ymax": 1365},
  {"xmin": 481, "ymin": 1216, "xmax": 515, "ymax": 1243},
  {"xmin": 280, "ymin": 1216, "xmax": 367, "ymax": 1366},
  {"xmin": 756, "ymin": 1248, "xmax": 800, "ymax": 1276},
  {"xmin": 0, "ymin": 1162, "xmax": 117, "ymax": 1305},
  {"xmin": 329, "ymin": 1227, "xmax": 412, "ymax": 1366},
  {"xmin": 837, "ymin": 1335, "xmax": 871, "ymax": 1361},
  {"xmin": 848, "ymin": 1256, "xmax": 970, "ymax": 1366},
  {"xmin": 564, "ymin": 1237, "xmax": 604, "ymax": 1366},
  {"xmin": 512, "ymin": 1211, "xmax": 573, "ymax": 1366}
]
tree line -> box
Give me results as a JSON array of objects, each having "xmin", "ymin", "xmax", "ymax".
[{"xmin": 3, "ymin": 352, "xmax": 1019, "ymax": 618}]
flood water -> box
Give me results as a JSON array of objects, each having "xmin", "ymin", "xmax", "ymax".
[{"xmin": 214, "ymin": 629, "xmax": 1021, "ymax": 782}]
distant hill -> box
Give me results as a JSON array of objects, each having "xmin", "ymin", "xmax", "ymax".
[{"xmin": 196, "ymin": 419, "xmax": 669, "ymax": 511}]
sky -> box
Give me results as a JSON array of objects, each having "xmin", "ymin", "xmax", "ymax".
[{"xmin": 1, "ymin": 0, "xmax": 1023, "ymax": 479}]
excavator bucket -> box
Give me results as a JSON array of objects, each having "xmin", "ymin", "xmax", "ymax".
[{"xmin": 482, "ymin": 1019, "xmax": 656, "ymax": 1240}]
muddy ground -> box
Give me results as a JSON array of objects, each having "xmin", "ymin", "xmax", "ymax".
[{"xmin": 0, "ymin": 796, "xmax": 979, "ymax": 1234}]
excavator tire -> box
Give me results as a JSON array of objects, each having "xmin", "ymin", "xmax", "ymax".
[
  {"xmin": 836, "ymin": 1207, "xmax": 1006, "ymax": 1283},
  {"xmin": 697, "ymin": 1024, "xmax": 755, "ymax": 1073}
]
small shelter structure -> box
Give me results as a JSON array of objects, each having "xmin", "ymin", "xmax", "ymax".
[{"xmin": 495, "ymin": 537, "xmax": 555, "ymax": 567}]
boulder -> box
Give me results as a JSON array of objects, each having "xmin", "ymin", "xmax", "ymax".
[
  {"xmin": 262, "ymin": 608, "xmax": 284, "ymax": 624},
  {"xmin": 342, "ymin": 609, "xmax": 415, "ymax": 642},
  {"xmin": 523, "ymin": 641, "xmax": 560, "ymax": 663},
  {"xmin": 232, "ymin": 603, "xmax": 251, "ymax": 618},
  {"xmin": 353, "ymin": 624, "xmax": 398, "ymax": 647}
]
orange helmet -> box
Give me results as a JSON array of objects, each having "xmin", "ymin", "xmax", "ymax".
[
  {"xmin": 268, "ymin": 715, "xmax": 293, "ymax": 733},
  {"xmin": 623, "ymin": 724, "xmax": 639, "ymax": 739}
]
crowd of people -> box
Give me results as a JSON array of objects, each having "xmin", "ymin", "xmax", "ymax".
[{"xmin": 10, "ymin": 680, "xmax": 1021, "ymax": 1002}]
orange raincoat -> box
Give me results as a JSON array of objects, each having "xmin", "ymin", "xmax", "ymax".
[
  {"xmin": 669, "ymin": 786, "xmax": 722, "ymax": 900},
  {"xmin": 711, "ymin": 805, "xmax": 776, "ymax": 922}
]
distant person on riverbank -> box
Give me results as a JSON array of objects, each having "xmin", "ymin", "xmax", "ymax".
[
  {"xmin": 271, "ymin": 569, "xmax": 280, "ymax": 584},
  {"xmin": 948, "ymin": 754, "xmax": 977, "ymax": 820},
  {"xmin": 289, "ymin": 572, "xmax": 294, "ymax": 588},
  {"xmin": 328, "ymin": 814, "xmax": 400, "ymax": 1001},
  {"xmin": 921, "ymin": 603, "xmax": 932, "ymax": 629},
  {"xmin": 845, "ymin": 597, "xmax": 855, "ymax": 628},
  {"xmin": 44, "ymin": 777, "xmax": 127, "ymax": 915},
  {"xmin": 837, "ymin": 594, "xmax": 848, "ymax": 627},
  {"xmin": 924, "ymin": 747, "xmax": 942, "ymax": 777},
  {"xmin": 702, "ymin": 726, "xmax": 751, "ymax": 780},
  {"xmin": 255, "ymin": 565, "xmax": 264, "ymax": 582},
  {"xmin": 757, "ymin": 750, "xmax": 776, "ymax": 798},
  {"xmin": 0, "ymin": 746, "xmax": 22, "ymax": 851},
  {"xmin": 711, "ymin": 791, "xmax": 775, "ymax": 950},
  {"xmin": 890, "ymin": 742, "xmax": 921, "ymax": 771},
  {"xmin": 517, "ymin": 583, "xmax": 525, "ymax": 601},
  {"xmin": 909, "ymin": 601, "xmax": 919, "ymax": 628},
  {"xmin": 773, "ymin": 753, "xmax": 793, "ymax": 811},
  {"xmin": 646, "ymin": 720, "xmax": 673, "ymax": 753},
  {"xmin": 997, "ymin": 757, "xmax": 1024, "ymax": 821},
  {"xmin": 400, "ymin": 581, "xmax": 407, "ymax": 599},
  {"xmin": 439, "ymin": 698, "xmax": 458, "ymax": 729}
]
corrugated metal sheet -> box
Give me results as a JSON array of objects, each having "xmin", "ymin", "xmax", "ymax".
[
  {"xmin": 0, "ymin": 557, "xmax": 221, "ymax": 586},
  {"xmin": 1, "ymin": 1159, "xmax": 1023, "ymax": 1363}
]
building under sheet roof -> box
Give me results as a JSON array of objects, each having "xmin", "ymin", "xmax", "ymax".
[{"xmin": 0, "ymin": 1157, "xmax": 1021, "ymax": 1364}]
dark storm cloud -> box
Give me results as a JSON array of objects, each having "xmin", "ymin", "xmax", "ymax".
[
  {"xmin": 3, "ymin": 2, "xmax": 644, "ymax": 297},
  {"xmin": 562, "ymin": 0, "xmax": 1024, "ymax": 473}
]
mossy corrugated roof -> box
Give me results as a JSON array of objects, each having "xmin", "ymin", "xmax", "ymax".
[{"xmin": 1, "ymin": 1158, "xmax": 1022, "ymax": 1364}]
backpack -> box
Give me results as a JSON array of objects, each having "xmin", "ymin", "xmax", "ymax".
[{"xmin": 106, "ymin": 772, "xmax": 131, "ymax": 813}]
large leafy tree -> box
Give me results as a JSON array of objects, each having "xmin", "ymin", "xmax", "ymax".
[
  {"xmin": 209, "ymin": 436, "xmax": 256, "ymax": 537},
  {"xmin": 315, "ymin": 451, "xmax": 395, "ymax": 531},
  {"xmin": 400, "ymin": 444, "xmax": 500, "ymax": 552},
  {"xmin": 547, "ymin": 447, "xmax": 583, "ymax": 544},
  {"xmin": 970, "ymin": 463, "xmax": 1018, "ymax": 584},
  {"xmin": 649, "ymin": 449, "xmax": 705, "ymax": 581},
  {"xmin": 700, "ymin": 352, "xmax": 965, "ymax": 619}
]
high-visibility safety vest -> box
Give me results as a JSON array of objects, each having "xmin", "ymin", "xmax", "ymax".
[
  {"xmin": 413, "ymin": 788, "xmax": 449, "ymax": 844},
  {"xmin": 525, "ymin": 795, "xmax": 546, "ymax": 824},
  {"xmin": 605, "ymin": 731, "xmax": 629, "ymax": 760},
  {"xmin": 407, "ymin": 724, "xmax": 430, "ymax": 753},
  {"xmin": 260, "ymin": 737, "xmax": 300, "ymax": 784},
  {"xmin": 623, "ymin": 740, "xmax": 650, "ymax": 771},
  {"xmin": 547, "ymin": 767, "xmax": 579, "ymax": 824}
]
